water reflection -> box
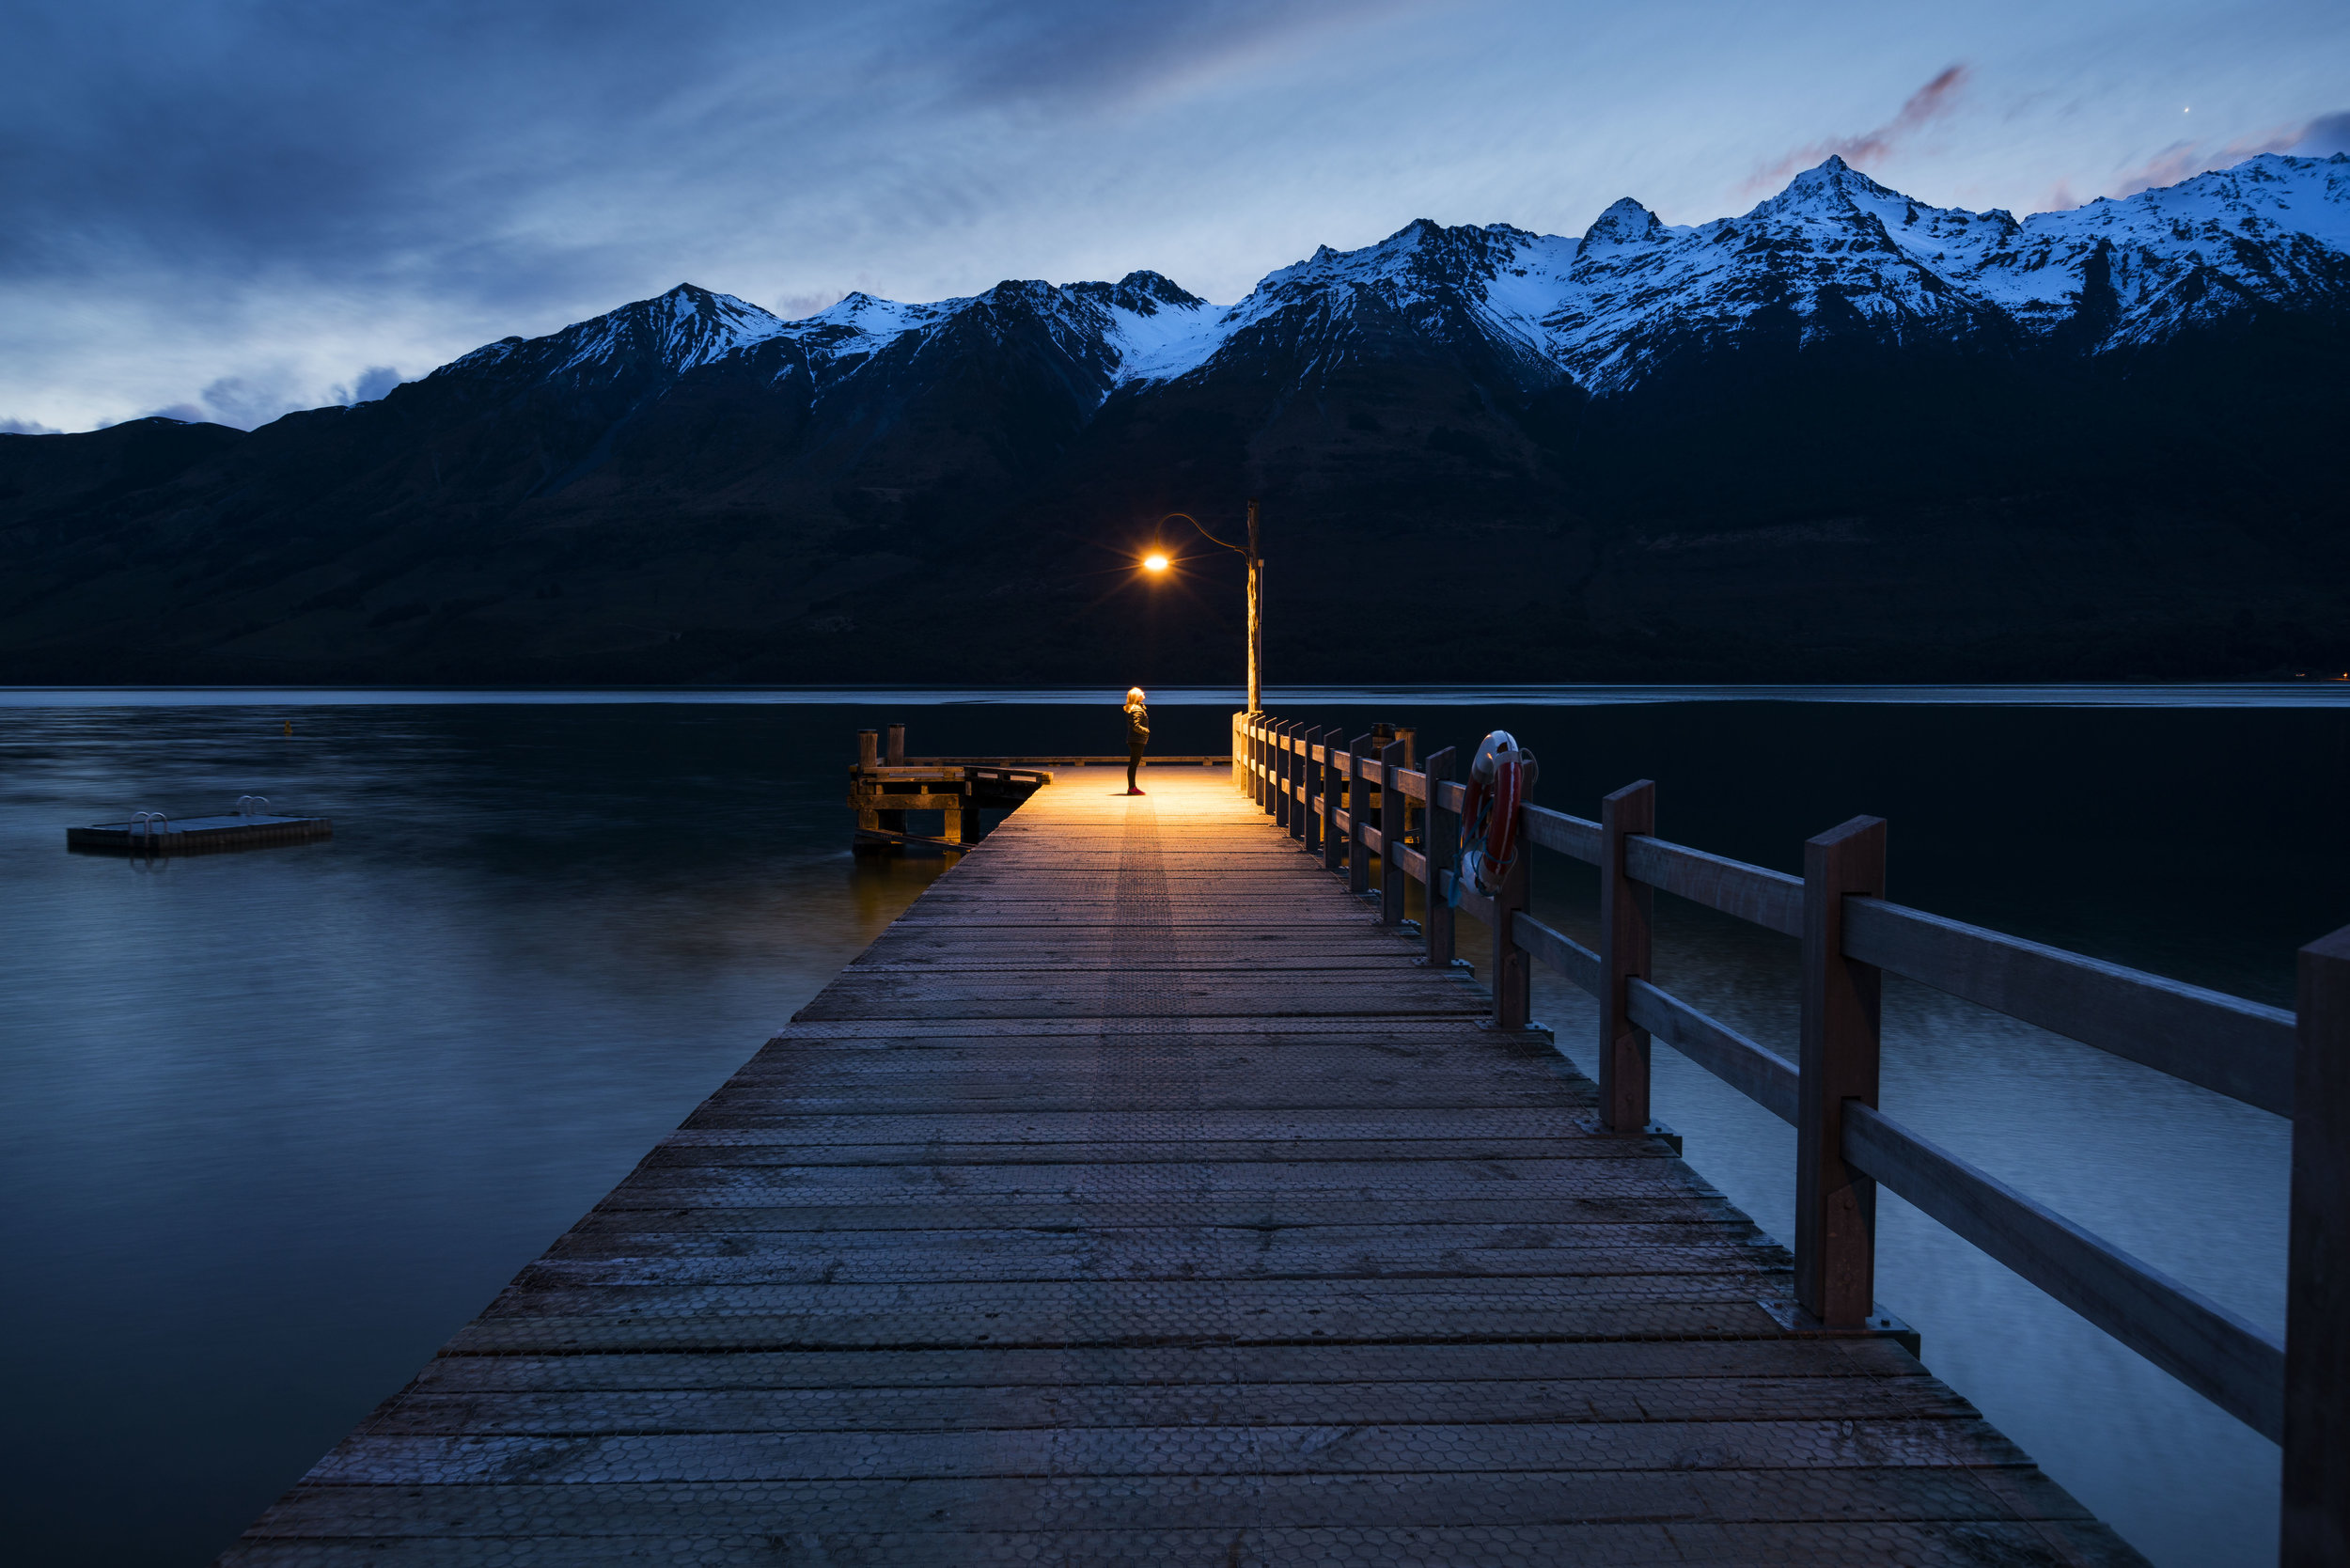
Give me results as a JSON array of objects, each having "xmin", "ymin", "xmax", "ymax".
[{"xmin": 0, "ymin": 704, "xmax": 956, "ymax": 1564}]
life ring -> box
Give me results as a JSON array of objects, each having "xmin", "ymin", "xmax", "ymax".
[{"xmin": 1456, "ymin": 729, "xmax": 1539, "ymax": 901}]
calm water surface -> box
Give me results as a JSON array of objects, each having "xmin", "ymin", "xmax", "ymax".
[{"xmin": 2, "ymin": 690, "xmax": 2344, "ymax": 1566}]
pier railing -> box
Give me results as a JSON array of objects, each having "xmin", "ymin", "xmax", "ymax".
[{"xmin": 1233, "ymin": 711, "xmax": 2344, "ymax": 1563}]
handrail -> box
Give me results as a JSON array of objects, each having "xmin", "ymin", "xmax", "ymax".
[
  {"xmin": 1244, "ymin": 715, "xmax": 2281, "ymax": 1111},
  {"xmin": 1237, "ymin": 712, "xmax": 2294, "ymax": 1073},
  {"xmin": 1449, "ymin": 871, "xmax": 1496, "ymax": 929},
  {"xmin": 1843, "ymin": 897, "xmax": 2295, "ymax": 1116},
  {"xmin": 1230, "ymin": 708, "xmax": 2327, "ymax": 1479},
  {"xmin": 1627, "ymin": 978, "xmax": 1800, "ymax": 1125},
  {"xmin": 1520, "ymin": 803, "xmax": 1600, "ymax": 864},
  {"xmin": 1512, "ymin": 912, "xmax": 1597, "ymax": 993},
  {"xmin": 1627, "ymin": 837, "xmax": 1804, "ymax": 937},
  {"xmin": 1842, "ymin": 1101, "xmax": 2284, "ymax": 1441}
]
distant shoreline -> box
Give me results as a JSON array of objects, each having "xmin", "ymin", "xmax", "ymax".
[{"xmin": 7, "ymin": 682, "xmax": 2350, "ymax": 709}]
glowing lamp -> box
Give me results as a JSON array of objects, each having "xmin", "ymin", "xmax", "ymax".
[{"xmin": 1146, "ymin": 505, "xmax": 1262, "ymax": 713}]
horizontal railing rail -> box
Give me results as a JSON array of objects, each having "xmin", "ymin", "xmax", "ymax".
[
  {"xmin": 1232, "ymin": 710, "xmax": 2342, "ymax": 1556},
  {"xmin": 1627, "ymin": 976, "xmax": 1799, "ymax": 1125},
  {"xmin": 1841, "ymin": 1100, "xmax": 2285, "ymax": 1441},
  {"xmin": 1843, "ymin": 898, "xmax": 2295, "ymax": 1117}
]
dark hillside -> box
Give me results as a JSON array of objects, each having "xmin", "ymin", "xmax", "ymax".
[{"xmin": 5, "ymin": 158, "xmax": 2346, "ymax": 685}]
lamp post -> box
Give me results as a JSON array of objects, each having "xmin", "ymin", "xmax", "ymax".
[{"xmin": 1149, "ymin": 500, "xmax": 1262, "ymax": 713}]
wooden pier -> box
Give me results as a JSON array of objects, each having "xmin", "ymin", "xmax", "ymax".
[{"xmin": 223, "ymin": 762, "xmax": 2154, "ymax": 1565}]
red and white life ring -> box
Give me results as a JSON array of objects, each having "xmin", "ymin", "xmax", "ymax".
[{"xmin": 1457, "ymin": 729, "xmax": 1537, "ymax": 900}]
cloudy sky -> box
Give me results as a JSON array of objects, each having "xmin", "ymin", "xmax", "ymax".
[{"xmin": 4, "ymin": 0, "xmax": 2344, "ymax": 433}]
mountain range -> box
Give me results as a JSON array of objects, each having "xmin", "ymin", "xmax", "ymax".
[{"xmin": 4, "ymin": 152, "xmax": 2346, "ymax": 684}]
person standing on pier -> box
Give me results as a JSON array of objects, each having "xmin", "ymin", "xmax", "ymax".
[{"xmin": 1123, "ymin": 687, "xmax": 1150, "ymax": 794}]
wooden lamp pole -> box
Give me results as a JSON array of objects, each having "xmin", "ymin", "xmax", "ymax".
[
  {"xmin": 1160, "ymin": 503, "xmax": 1264, "ymax": 713},
  {"xmin": 1246, "ymin": 498, "xmax": 1262, "ymax": 715}
]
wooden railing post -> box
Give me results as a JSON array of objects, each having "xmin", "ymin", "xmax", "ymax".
[
  {"xmin": 1395, "ymin": 728, "xmax": 1418, "ymax": 880},
  {"xmin": 1379, "ymin": 738, "xmax": 1406, "ymax": 927},
  {"xmin": 1347, "ymin": 734, "xmax": 1373, "ymax": 895},
  {"xmin": 1297, "ymin": 719, "xmax": 1316, "ymax": 832},
  {"xmin": 858, "ymin": 729, "xmax": 879, "ymax": 770},
  {"xmin": 1288, "ymin": 722, "xmax": 1306, "ymax": 831},
  {"xmin": 1269, "ymin": 724, "xmax": 1288, "ymax": 823},
  {"xmin": 1301, "ymin": 727, "xmax": 1324, "ymax": 853},
  {"xmin": 2284, "ymin": 924, "xmax": 2350, "ymax": 1567},
  {"xmin": 1490, "ymin": 817, "xmax": 1530, "ymax": 1029},
  {"xmin": 1278, "ymin": 729, "xmax": 1297, "ymax": 832},
  {"xmin": 1272, "ymin": 721, "xmax": 1290, "ymax": 820},
  {"xmin": 885, "ymin": 724, "xmax": 905, "ymax": 764},
  {"xmin": 1288, "ymin": 724, "xmax": 1309, "ymax": 842},
  {"xmin": 1797, "ymin": 815, "xmax": 1887, "ymax": 1329},
  {"xmin": 1600, "ymin": 780, "xmax": 1657, "ymax": 1134},
  {"xmin": 1322, "ymin": 734, "xmax": 1344, "ymax": 873},
  {"xmin": 1422, "ymin": 746, "xmax": 1457, "ymax": 967},
  {"xmin": 1253, "ymin": 718, "xmax": 1270, "ymax": 811},
  {"xmin": 1231, "ymin": 712, "xmax": 1245, "ymax": 794},
  {"xmin": 1271, "ymin": 721, "xmax": 1291, "ymax": 830}
]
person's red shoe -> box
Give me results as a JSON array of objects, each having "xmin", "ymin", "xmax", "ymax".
[{"xmin": 1126, "ymin": 788, "xmax": 1146, "ymax": 795}]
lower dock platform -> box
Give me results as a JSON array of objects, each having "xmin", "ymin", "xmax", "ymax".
[{"xmin": 69, "ymin": 814, "xmax": 332, "ymax": 855}]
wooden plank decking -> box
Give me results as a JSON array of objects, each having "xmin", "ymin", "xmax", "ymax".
[{"xmin": 224, "ymin": 767, "xmax": 2144, "ymax": 1565}]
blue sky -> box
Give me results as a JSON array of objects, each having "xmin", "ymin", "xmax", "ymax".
[{"xmin": 3, "ymin": 0, "xmax": 2344, "ymax": 432}]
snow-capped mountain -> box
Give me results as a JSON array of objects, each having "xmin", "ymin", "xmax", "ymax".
[
  {"xmin": 790, "ymin": 273, "xmax": 1217, "ymax": 400},
  {"xmin": 9, "ymin": 150, "xmax": 2342, "ymax": 688},
  {"xmin": 434, "ymin": 283, "xmax": 788, "ymax": 389},
  {"xmin": 1146, "ymin": 149, "xmax": 2350, "ymax": 396},
  {"xmin": 410, "ymin": 152, "xmax": 2347, "ymax": 419},
  {"xmin": 1541, "ymin": 152, "xmax": 2350, "ymax": 384},
  {"xmin": 415, "ymin": 271, "xmax": 1228, "ymax": 432}
]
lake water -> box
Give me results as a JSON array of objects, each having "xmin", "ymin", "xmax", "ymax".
[{"xmin": 3, "ymin": 687, "xmax": 2344, "ymax": 1565}]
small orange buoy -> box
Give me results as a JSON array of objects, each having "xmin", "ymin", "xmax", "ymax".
[{"xmin": 283, "ymin": 719, "xmax": 293, "ymax": 735}]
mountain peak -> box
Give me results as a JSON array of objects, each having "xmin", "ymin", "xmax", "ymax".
[
  {"xmin": 1115, "ymin": 270, "xmax": 1204, "ymax": 308},
  {"xmin": 979, "ymin": 278, "xmax": 1057, "ymax": 306},
  {"xmin": 1579, "ymin": 197, "xmax": 1666, "ymax": 254},
  {"xmin": 1771, "ymin": 155, "xmax": 1902, "ymax": 210},
  {"xmin": 1072, "ymin": 270, "xmax": 1209, "ymax": 317},
  {"xmin": 1371, "ymin": 218, "xmax": 1447, "ymax": 253}
]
